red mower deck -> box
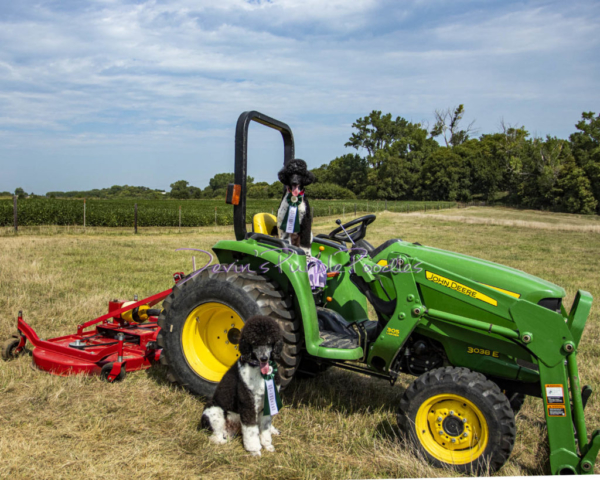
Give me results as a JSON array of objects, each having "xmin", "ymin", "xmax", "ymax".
[{"xmin": 4, "ymin": 287, "xmax": 176, "ymax": 382}]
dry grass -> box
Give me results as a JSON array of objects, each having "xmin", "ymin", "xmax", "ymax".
[
  {"xmin": 411, "ymin": 206, "xmax": 600, "ymax": 233},
  {"xmin": 1, "ymin": 208, "xmax": 600, "ymax": 478}
]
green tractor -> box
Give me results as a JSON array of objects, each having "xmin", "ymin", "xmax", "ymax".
[{"xmin": 157, "ymin": 111, "xmax": 599, "ymax": 475}]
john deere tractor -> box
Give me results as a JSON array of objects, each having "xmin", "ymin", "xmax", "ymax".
[{"xmin": 157, "ymin": 111, "xmax": 599, "ymax": 475}]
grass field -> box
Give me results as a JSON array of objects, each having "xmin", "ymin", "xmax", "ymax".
[{"xmin": 1, "ymin": 207, "xmax": 599, "ymax": 478}]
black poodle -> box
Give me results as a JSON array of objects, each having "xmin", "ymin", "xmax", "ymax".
[
  {"xmin": 201, "ymin": 315, "xmax": 283, "ymax": 456},
  {"xmin": 276, "ymin": 158, "xmax": 315, "ymax": 250}
]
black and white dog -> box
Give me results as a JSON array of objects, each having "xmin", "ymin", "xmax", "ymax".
[
  {"xmin": 201, "ymin": 316, "xmax": 283, "ymax": 456},
  {"xmin": 277, "ymin": 159, "xmax": 315, "ymax": 250}
]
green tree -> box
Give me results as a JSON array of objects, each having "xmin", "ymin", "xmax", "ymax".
[
  {"xmin": 14, "ymin": 187, "xmax": 26, "ymax": 199},
  {"xmin": 169, "ymin": 180, "xmax": 191, "ymax": 199},
  {"xmin": 305, "ymin": 182, "xmax": 356, "ymax": 199},
  {"xmin": 311, "ymin": 154, "xmax": 368, "ymax": 195},
  {"xmin": 268, "ymin": 181, "xmax": 284, "ymax": 199},
  {"xmin": 570, "ymin": 112, "xmax": 600, "ymax": 211},
  {"xmin": 515, "ymin": 137, "xmax": 587, "ymax": 211},
  {"xmin": 430, "ymin": 104, "xmax": 476, "ymax": 147},
  {"xmin": 553, "ymin": 156, "xmax": 597, "ymax": 214},
  {"xmin": 345, "ymin": 111, "xmax": 426, "ymax": 169},
  {"xmin": 420, "ymin": 148, "xmax": 471, "ymax": 201},
  {"xmin": 452, "ymin": 139, "xmax": 504, "ymax": 202},
  {"xmin": 248, "ymin": 182, "xmax": 269, "ymax": 199}
]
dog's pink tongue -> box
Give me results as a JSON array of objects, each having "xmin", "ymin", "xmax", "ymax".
[
  {"xmin": 291, "ymin": 186, "xmax": 300, "ymax": 197},
  {"xmin": 260, "ymin": 362, "xmax": 269, "ymax": 375}
]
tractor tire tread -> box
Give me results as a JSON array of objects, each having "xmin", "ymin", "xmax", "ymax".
[
  {"xmin": 398, "ymin": 366, "xmax": 515, "ymax": 475},
  {"xmin": 158, "ymin": 267, "xmax": 301, "ymax": 396}
]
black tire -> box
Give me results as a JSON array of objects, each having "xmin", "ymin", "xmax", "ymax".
[
  {"xmin": 398, "ymin": 367, "xmax": 515, "ymax": 475},
  {"xmin": 504, "ymin": 391, "xmax": 526, "ymax": 414},
  {"xmin": 157, "ymin": 269, "xmax": 301, "ymax": 398},
  {"xmin": 100, "ymin": 362, "xmax": 127, "ymax": 382},
  {"xmin": 1, "ymin": 338, "xmax": 21, "ymax": 361}
]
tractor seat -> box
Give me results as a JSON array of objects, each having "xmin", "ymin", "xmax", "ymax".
[
  {"xmin": 253, "ymin": 213, "xmax": 279, "ymax": 237},
  {"xmin": 317, "ymin": 307, "xmax": 378, "ymax": 349},
  {"xmin": 358, "ymin": 238, "xmax": 402, "ymax": 258}
]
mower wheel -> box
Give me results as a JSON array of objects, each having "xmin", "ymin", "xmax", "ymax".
[
  {"xmin": 398, "ymin": 367, "xmax": 515, "ymax": 475},
  {"xmin": 1, "ymin": 338, "xmax": 23, "ymax": 361},
  {"xmin": 100, "ymin": 363, "xmax": 127, "ymax": 382},
  {"xmin": 157, "ymin": 269, "xmax": 301, "ymax": 398}
]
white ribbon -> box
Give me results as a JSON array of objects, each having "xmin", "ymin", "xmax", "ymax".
[
  {"xmin": 265, "ymin": 378, "xmax": 279, "ymax": 415},
  {"xmin": 285, "ymin": 206, "xmax": 297, "ymax": 234}
]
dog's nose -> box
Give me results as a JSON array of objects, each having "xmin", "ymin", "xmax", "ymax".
[{"xmin": 260, "ymin": 356, "xmax": 268, "ymax": 362}]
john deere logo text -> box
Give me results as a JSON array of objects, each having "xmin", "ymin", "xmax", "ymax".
[{"xmin": 425, "ymin": 271, "xmax": 498, "ymax": 306}]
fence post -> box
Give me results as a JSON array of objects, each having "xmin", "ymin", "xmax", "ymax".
[
  {"xmin": 311, "ymin": 207, "xmax": 314, "ymax": 219},
  {"xmin": 84, "ymin": 198, "xmax": 86, "ymax": 229},
  {"xmin": 13, "ymin": 195, "xmax": 17, "ymax": 233},
  {"xmin": 385, "ymin": 199, "xmax": 387, "ymax": 210},
  {"xmin": 179, "ymin": 205, "xmax": 181, "ymax": 232},
  {"xmin": 215, "ymin": 207, "xmax": 217, "ymax": 226},
  {"xmin": 134, "ymin": 203, "xmax": 138, "ymax": 234}
]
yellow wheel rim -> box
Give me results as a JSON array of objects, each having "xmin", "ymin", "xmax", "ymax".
[
  {"xmin": 415, "ymin": 394, "xmax": 489, "ymax": 465},
  {"xmin": 181, "ymin": 302, "xmax": 244, "ymax": 383}
]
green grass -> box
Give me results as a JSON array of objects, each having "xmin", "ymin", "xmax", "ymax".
[{"xmin": 0, "ymin": 208, "xmax": 599, "ymax": 478}]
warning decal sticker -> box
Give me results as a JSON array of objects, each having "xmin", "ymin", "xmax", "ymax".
[
  {"xmin": 545, "ymin": 384, "xmax": 565, "ymax": 404},
  {"xmin": 548, "ymin": 405, "xmax": 566, "ymax": 417}
]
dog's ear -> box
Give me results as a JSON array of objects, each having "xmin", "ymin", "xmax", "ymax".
[
  {"xmin": 277, "ymin": 165, "xmax": 289, "ymax": 186},
  {"xmin": 303, "ymin": 169, "xmax": 316, "ymax": 187},
  {"xmin": 272, "ymin": 338, "xmax": 284, "ymax": 361},
  {"xmin": 238, "ymin": 336, "xmax": 252, "ymax": 364}
]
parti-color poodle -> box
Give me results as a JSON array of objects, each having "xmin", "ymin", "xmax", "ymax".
[{"xmin": 201, "ymin": 315, "xmax": 284, "ymax": 456}]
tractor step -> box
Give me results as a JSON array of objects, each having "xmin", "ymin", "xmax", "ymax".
[{"xmin": 319, "ymin": 331, "xmax": 359, "ymax": 349}]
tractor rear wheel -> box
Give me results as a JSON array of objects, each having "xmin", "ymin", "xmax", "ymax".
[
  {"xmin": 157, "ymin": 269, "xmax": 301, "ymax": 397},
  {"xmin": 398, "ymin": 367, "xmax": 515, "ymax": 475}
]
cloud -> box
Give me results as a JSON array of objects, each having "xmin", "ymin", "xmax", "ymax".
[{"xmin": 0, "ymin": 0, "xmax": 598, "ymax": 193}]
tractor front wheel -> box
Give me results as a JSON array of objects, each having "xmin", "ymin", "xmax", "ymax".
[
  {"xmin": 398, "ymin": 367, "xmax": 515, "ymax": 475},
  {"xmin": 157, "ymin": 269, "xmax": 301, "ymax": 398}
]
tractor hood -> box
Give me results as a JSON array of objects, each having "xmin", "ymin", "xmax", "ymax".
[{"xmin": 395, "ymin": 241, "xmax": 566, "ymax": 304}]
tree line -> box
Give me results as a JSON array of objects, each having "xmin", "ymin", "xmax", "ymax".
[
  {"xmin": 10, "ymin": 107, "xmax": 599, "ymax": 214},
  {"xmin": 310, "ymin": 108, "xmax": 599, "ymax": 214}
]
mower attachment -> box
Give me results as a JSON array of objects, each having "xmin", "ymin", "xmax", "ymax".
[{"xmin": 5, "ymin": 289, "xmax": 172, "ymax": 381}]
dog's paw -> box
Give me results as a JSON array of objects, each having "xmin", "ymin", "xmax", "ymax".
[
  {"xmin": 249, "ymin": 450, "xmax": 262, "ymax": 457},
  {"xmin": 264, "ymin": 445, "xmax": 275, "ymax": 452},
  {"xmin": 209, "ymin": 435, "xmax": 228, "ymax": 445},
  {"xmin": 270, "ymin": 426, "xmax": 280, "ymax": 436}
]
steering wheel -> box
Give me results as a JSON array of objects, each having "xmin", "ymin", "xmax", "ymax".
[{"xmin": 328, "ymin": 214, "xmax": 376, "ymax": 243}]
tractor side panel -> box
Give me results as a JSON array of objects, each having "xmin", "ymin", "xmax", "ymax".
[
  {"xmin": 311, "ymin": 240, "xmax": 370, "ymax": 324},
  {"xmin": 416, "ymin": 321, "xmax": 539, "ymax": 383}
]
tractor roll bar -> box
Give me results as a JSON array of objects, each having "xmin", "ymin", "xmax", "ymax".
[{"xmin": 230, "ymin": 111, "xmax": 295, "ymax": 241}]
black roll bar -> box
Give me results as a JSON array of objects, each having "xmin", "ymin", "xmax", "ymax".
[{"xmin": 231, "ymin": 111, "xmax": 295, "ymax": 240}]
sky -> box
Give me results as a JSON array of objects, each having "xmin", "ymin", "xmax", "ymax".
[{"xmin": 0, "ymin": 0, "xmax": 598, "ymax": 195}]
